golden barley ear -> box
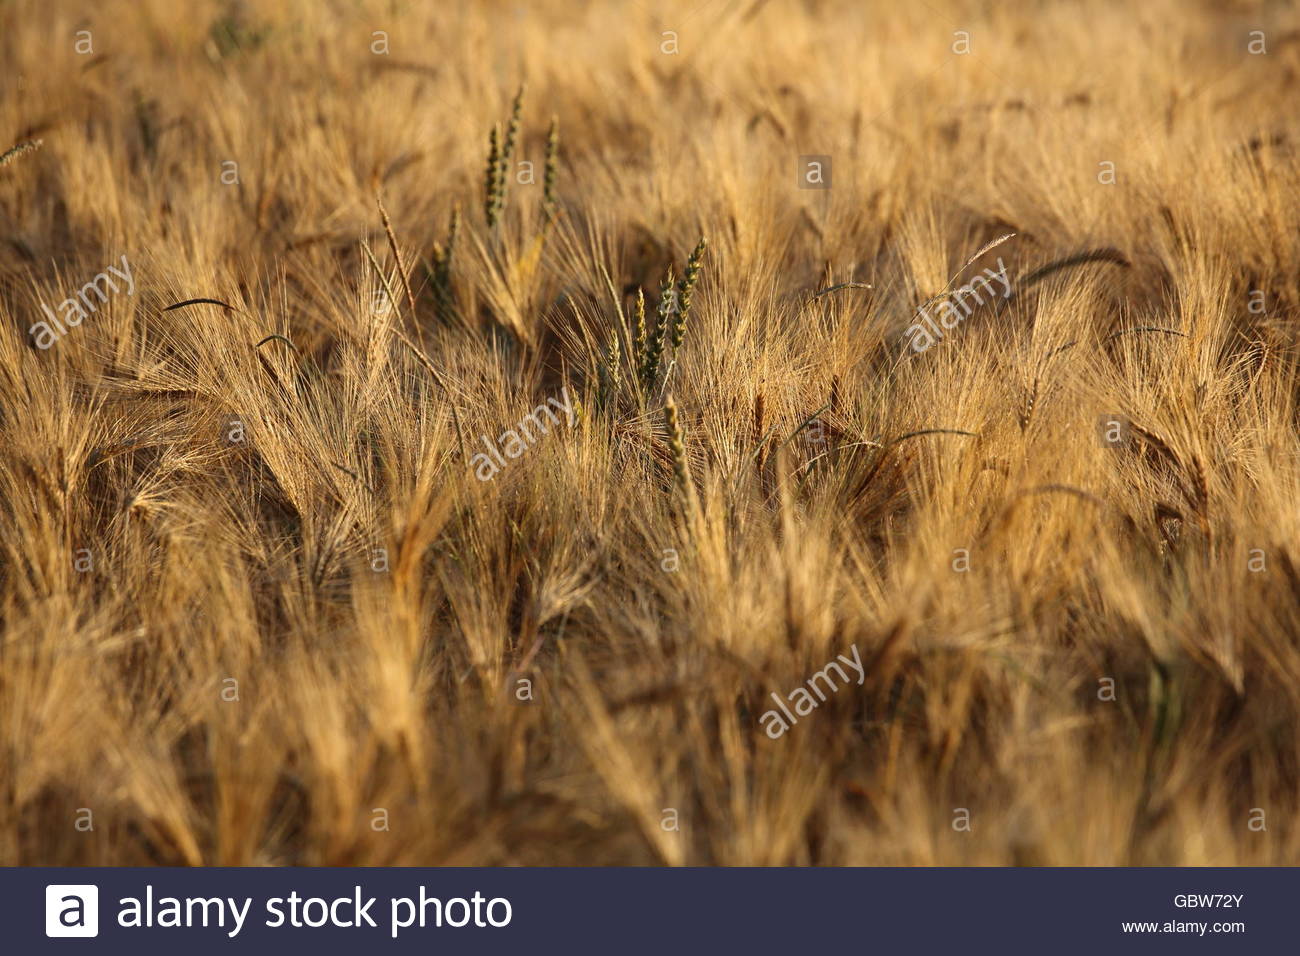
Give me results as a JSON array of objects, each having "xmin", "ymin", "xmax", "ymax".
[
  {"xmin": 376, "ymin": 190, "xmax": 417, "ymax": 319},
  {"xmin": 1019, "ymin": 379, "xmax": 1038, "ymax": 431},
  {"xmin": 0, "ymin": 139, "xmax": 42, "ymax": 170},
  {"xmin": 632, "ymin": 288, "xmax": 647, "ymax": 380},
  {"xmin": 663, "ymin": 394, "xmax": 688, "ymax": 494}
]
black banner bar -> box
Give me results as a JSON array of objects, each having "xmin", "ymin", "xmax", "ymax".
[{"xmin": 9, "ymin": 867, "xmax": 1290, "ymax": 953}]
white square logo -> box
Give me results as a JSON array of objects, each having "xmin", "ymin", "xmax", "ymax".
[{"xmin": 45, "ymin": 885, "xmax": 99, "ymax": 937}]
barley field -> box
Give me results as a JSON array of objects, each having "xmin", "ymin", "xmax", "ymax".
[{"xmin": 1, "ymin": 0, "xmax": 1298, "ymax": 866}]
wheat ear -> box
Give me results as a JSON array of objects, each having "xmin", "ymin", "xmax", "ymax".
[
  {"xmin": 0, "ymin": 139, "xmax": 42, "ymax": 169},
  {"xmin": 671, "ymin": 236, "xmax": 707, "ymax": 350},
  {"xmin": 485, "ymin": 123, "xmax": 503, "ymax": 228},
  {"xmin": 642, "ymin": 266, "xmax": 674, "ymax": 390},
  {"xmin": 543, "ymin": 115, "xmax": 559, "ymax": 223}
]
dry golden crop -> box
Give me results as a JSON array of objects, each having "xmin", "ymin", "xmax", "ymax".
[{"xmin": 1, "ymin": 0, "xmax": 1297, "ymax": 865}]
